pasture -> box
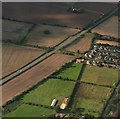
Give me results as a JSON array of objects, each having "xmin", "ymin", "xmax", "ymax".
[
  {"xmin": 2, "ymin": 19, "xmax": 32, "ymax": 43},
  {"xmin": 92, "ymin": 16, "xmax": 118, "ymax": 38},
  {"xmin": 55, "ymin": 62, "xmax": 83, "ymax": 81},
  {"xmin": 25, "ymin": 24, "xmax": 79, "ymax": 47},
  {"xmin": 65, "ymin": 33, "xmax": 94, "ymax": 53},
  {"xmin": 72, "ymin": 83, "xmax": 112, "ymax": 117},
  {"xmin": 23, "ymin": 78, "xmax": 75, "ymax": 106},
  {"xmin": 81, "ymin": 65, "xmax": 118, "ymax": 87},
  {"xmin": 4, "ymin": 104, "xmax": 55, "ymax": 117}
]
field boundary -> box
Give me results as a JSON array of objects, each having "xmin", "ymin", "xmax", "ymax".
[{"xmin": 100, "ymin": 81, "xmax": 120, "ymax": 117}]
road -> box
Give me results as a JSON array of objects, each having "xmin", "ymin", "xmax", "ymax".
[{"xmin": 0, "ymin": 6, "xmax": 118, "ymax": 85}]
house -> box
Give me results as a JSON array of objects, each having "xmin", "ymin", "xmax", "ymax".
[
  {"xmin": 86, "ymin": 61, "xmax": 90, "ymax": 65},
  {"xmin": 60, "ymin": 98, "xmax": 69, "ymax": 110},
  {"xmin": 51, "ymin": 99, "xmax": 57, "ymax": 107},
  {"xmin": 76, "ymin": 58, "xmax": 84, "ymax": 63}
]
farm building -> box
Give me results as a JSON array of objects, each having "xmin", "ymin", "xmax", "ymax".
[
  {"xmin": 50, "ymin": 99, "xmax": 57, "ymax": 107},
  {"xmin": 60, "ymin": 98, "xmax": 69, "ymax": 110},
  {"xmin": 76, "ymin": 58, "xmax": 84, "ymax": 63}
]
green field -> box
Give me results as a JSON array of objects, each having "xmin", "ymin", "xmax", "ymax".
[
  {"xmin": 4, "ymin": 104, "xmax": 55, "ymax": 117},
  {"xmin": 72, "ymin": 98, "xmax": 103, "ymax": 117},
  {"xmin": 23, "ymin": 78, "xmax": 75, "ymax": 106},
  {"xmin": 55, "ymin": 62, "xmax": 83, "ymax": 80},
  {"xmin": 72, "ymin": 83, "xmax": 112, "ymax": 117},
  {"xmin": 77, "ymin": 83, "xmax": 111, "ymax": 102},
  {"xmin": 81, "ymin": 65, "xmax": 118, "ymax": 86}
]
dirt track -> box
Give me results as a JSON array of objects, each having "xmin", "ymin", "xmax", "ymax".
[{"xmin": 1, "ymin": 54, "xmax": 75, "ymax": 105}]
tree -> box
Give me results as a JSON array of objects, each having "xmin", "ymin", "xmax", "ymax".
[
  {"xmin": 43, "ymin": 30, "xmax": 51, "ymax": 35},
  {"xmin": 77, "ymin": 50, "xmax": 80, "ymax": 54}
]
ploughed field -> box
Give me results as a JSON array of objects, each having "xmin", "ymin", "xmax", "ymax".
[
  {"xmin": 2, "ymin": 19, "xmax": 32, "ymax": 43},
  {"xmin": 74, "ymin": 2, "xmax": 116, "ymax": 14},
  {"xmin": 92, "ymin": 16, "xmax": 118, "ymax": 38},
  {"xmin": 2, "ymin": 2, "xmax": 113, "ymax": 28},
  {"xmin": 2, "ymin": 43, "xmax": 45, "ymax": 77},
  {"xmin": 65, "ymin": 33, "xmax": 94, "ymax": 53},
  {"xmin": 25, "ymin": 24, "xmax": 79, "ymax": 47},
  {"xmin": 95, "ymin": 40, "xmax": 119, "ymax": 46},
  {"xmin": 2, "ymin": 54, "xmax": 75, "ymax": 105}
]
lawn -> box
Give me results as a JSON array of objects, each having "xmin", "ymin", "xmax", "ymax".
[
  {"xmin": 81, "ymin": 65, "xmax": 118, "ymax": 86},
  {"xmin": 72, "ymin": 83, "xmax": 112, "ymax": 117},
  {"xmin": 4, "ymin": 104, "xmax": 55, "ymax": 117},
  {"xmin": 55, "ymin": 62, "xmax": 83, "ymax": 80},
  {"xmin": 23, "ymin": 79, "xmax": 75, "ymax": 106}
]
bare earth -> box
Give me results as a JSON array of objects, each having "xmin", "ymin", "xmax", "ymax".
[
  {"xmin": 3, "ymin": 19, "xmax": 32, "ymax": 42},
  {"xmin": 95, "ymin": 40, "xmax": 119, "ymax": 46},
  {"xmin": 65, "ymin": 33, "xmax": 94, "ymax": 53},
  {"xmin": 92, "ymin": 16, "xmax": 118, "ymax": 38},
  {"xmin": 2, "ymin": 43, "xmax": 45, "ymax": 77},
  {"xmin": 2, "ymin": 2, "xmax": 113, "ymax": 28},
  {"xmin": 26, "ymin": 24, "xmax": 79, "ymax": 47},
  {"xmin": 1, "ymin": 54, "xmax": 75, "ymax": 105}
]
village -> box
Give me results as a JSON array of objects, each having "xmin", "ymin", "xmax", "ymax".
[{"xmin": 76, "ymin": 44, "xmax": 120, "ymax": 69}]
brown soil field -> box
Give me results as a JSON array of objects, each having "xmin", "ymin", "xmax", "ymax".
[
  {"xmin": 2, "ymin": 19, "xmax": 32, "ymax": 42},
  {"xmin": 92, "ymin": 16, "xmax": 118, "ymax": 38},
  {"xmin": 74, "ymin": 2, "xmax": 116, "ymax": 14},
  {"xmin": 1, "ymin": 54, "xmax": 75, "ymax": 105},
  {"xmin": 95, "ymin": 40, "xmax": 119, "ymax": 46},
  {"xmin": 2, "ymin": 2, "xmax": 110, "ymax": 28},
  {"xmin": 26, "ymin": 24, "xmax": 79, "ymax": 47},
  {"xmin": 65, "ymin": 33, "xmax": 94, "ymax": 53},
  {"xmin": 2, "ymin": 43, "xmax": 45, "ymax": 77}
]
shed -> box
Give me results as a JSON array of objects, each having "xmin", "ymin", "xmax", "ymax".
[
  {"xmin": 51, "ymin": 99, "xmax": 57, "ymax": 107},
  {"xmin": 60, "ymin": 98, "xmax": 69, "ymax": 110}
]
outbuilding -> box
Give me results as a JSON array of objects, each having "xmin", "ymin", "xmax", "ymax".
[{"xmin": 50, "ymin": 99, "xmax": 57, "ymax": 107}]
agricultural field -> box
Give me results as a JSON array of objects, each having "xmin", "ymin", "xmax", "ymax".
[
  {"xmin": 74, "ymin": 2, "xmax": 116, "ymax": 14},
  {"xmin": 55, "ymin": 62, "xmax": 83, "ymax": 81},
  {"xmin": 92, "ymin": 16, "xmax": 118, "ymax": 38},
  {"xmin": 65, "ymin": 33, "xmax": 94, "ymax": 53},
  {"xmin": 2, "ymin": 43, "xmax": 45, "ymax": 77},
  {"xmin": 81, "ymin": 65, "xmax": 118, "ymax": 87},
  {"xmin": 2, "ymin": 2, "xmax": 103, "ymax": 28},
  {"xmin": 23, "ymin": 78, "xmax": 75, "ymax": 106},
  {"xmin": 4, "ymin": 104, "xmax": 55, "ymax": 117},
  {"xmin": 95, "ymin": 40, "xmax": 119, "ymax": 46},
  {"xmin": 25, "ymin": 24, "xmax": 79, "ymax": 47},
  {"xmin": 2, "ymin": 2, "xmax": 119, "ymax": 118},
  {"xmin": 72, "ymin": 83, "xmax": 112, "ymax": 117},
  {"xmin": 2, "ymin": 19, "xmax": 32, "ymax": 43},
  {"xmin": 2, "ymin": 54, "xmax": 75, "ymax": 105}
]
